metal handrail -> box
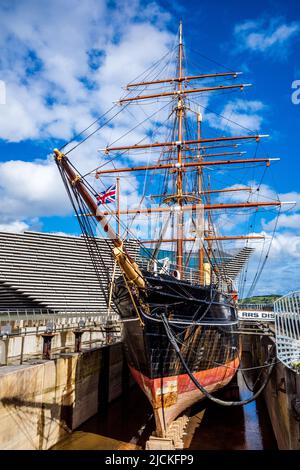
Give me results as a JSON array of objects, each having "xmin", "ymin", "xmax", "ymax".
[
  {"xmin": 239, "ymin": 303, "xmax": 274, "ymax": 311},
  {"xmin": 0, "ymin": 308, "xmax": 109, "ymax": 316},
  {"xmin": 274, "ymin": 291, "xmax": 300, "ymax": 373}
]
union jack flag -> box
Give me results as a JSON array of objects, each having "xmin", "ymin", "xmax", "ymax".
[{"xmin": 96, "ymin": 184, "xmax": 116, "ymax": 205}]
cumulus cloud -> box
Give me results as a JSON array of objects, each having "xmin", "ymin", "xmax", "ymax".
[
  {"xmin": 0, "ymin": 0, "xmax": 175, "ymax": 231},
  {"xmin": 0, "ymin": 158, "xmax": 71, "ymax": 218},
  {"xmin": 0, "ymin": 0, "xmax": 174, "ymax": 143},
  {"xmin": 211, "ymin": 182, "xmax": 300, "ymax": 236},
  {"xmin": 213, "ymin": 182, "xmax": 300, "ymax": 294},
  {"xmin": 234, "ymin": 17, "xmax": 300, "ymax": 57},
  {"xmin": 216, "ymin": 182, "xmax": 299, "ymax": 210},
  {"xmin": 262, "ymin": 212, "xmax": 300, "ymax": 231},
  {"xmin": 0, "ymin": 220, "xmax": 30, "ymax": 233},
  {"xmin": 206, "ymin": 99, "xmax": 265, "ymax": 134},
  {"xmin": 238, "ymin": 231, "xmax": 300, "ymax": 295}
]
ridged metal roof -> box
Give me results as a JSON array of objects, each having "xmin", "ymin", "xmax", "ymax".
[
  {"xmin": 222, "ymin": 246, "xmax": 254, "ymax": 279},
  {"xmin": 0, "ymin": 231, "xmax": 139, "ymax": 312}
]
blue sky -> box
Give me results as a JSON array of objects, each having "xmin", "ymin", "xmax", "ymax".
[{"xmin": 0, "ymin": 0, "xmax": 299, "ymax": 295}]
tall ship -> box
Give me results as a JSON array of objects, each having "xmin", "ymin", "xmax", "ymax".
[{"xmin": 54, "ymin": 22, "xmax": 284, "ymax": 437}]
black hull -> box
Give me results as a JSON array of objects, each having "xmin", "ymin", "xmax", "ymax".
[{"xmin": 113, "ymin": 272, "xmax": 240, "ymax": 380}]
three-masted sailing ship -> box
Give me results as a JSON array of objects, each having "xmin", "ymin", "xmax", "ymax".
[{"xmin": 54, "ymin": 22, "xmax": 285, "ymax": 437}]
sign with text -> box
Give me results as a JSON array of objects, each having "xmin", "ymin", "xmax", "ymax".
[{"xmin": 238, "ymin": 309, "xmax": 275, "ymax": 322}]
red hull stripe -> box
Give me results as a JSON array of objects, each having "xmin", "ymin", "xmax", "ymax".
[{"xmin": 129, "ymin": 357, "xmax": 239, "ymax": 403}]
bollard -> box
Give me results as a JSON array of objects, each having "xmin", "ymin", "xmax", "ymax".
[
  {"xmin": 105, "ymin": 321, "xmax": 115, "ymax": 344},
  {"xmin": 0, "ymin": 325, "xmax": 11, "ymax": 366},
  {"xmin": 41, "ymin": 333, "xmax": 55, "ymax": 360},
  {"xmin": 73, "ymin": 329, "xmax": 84, "ymax": 352},
  {"xmin": 20, "ymin": 335, "xmax": 25, "ymax": 365}
]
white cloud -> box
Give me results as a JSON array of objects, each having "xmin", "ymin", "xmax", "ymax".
[
  {"xmin": 268, "ymin": 231, "xmax": 300, "ymax": 259},
  {"xmin": 0, "ymin": 0, "xmax": 174, "ymax": 143},
  {"xmin": 215, "ymin": 211, "xmax": 250, "ymax": 233},
  {"xmin": 216, "ymin": 182, "xmax": 300, "ymax": 210},
  {"xmin": 262, "ymin": 212, "xmax": 300, "ymax": 231},
  {"xmin": 234, "ymin": 17, "xmax": 300, "ymax": 55},
  {"xmin": 95, "ymin": 22, "xmax": 174, "ymax": 110},
  {"xmin": 226, "ymin": 228, "xmax": 300, "ymax": 296},
  {"xmin": 0, "ymin": 158, "xmax": 71, "ymax": 219},
  {"xmin": 211, "ymin": 182, "xmax": 300, "ymax": 237},
  {"xmin": 0, "ymin": 0, "xmax": 176, "ymax": 230},
  {"xmin": 207, "ymin": 99, "xmax": 265, "ymax": 134},
  {"xmin": 221, "ymin": 184, "xmax": 300, "ymax": 295},
  {"xmin": 0, "ymin": 220, "xmax": 30, "ymax": 233},
  {"xmin": 278, "ymin": 191, "xmax": 300, "ymax": 210}
]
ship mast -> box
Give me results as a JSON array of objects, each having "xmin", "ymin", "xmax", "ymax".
[
  {"xmin": 55, "ymin": 21, "xmax": 295, "ymax": 290},
  {"xmin": 207, "ymin": 175, "xmax": 213, "ymax": 270},
  {"xmin": 197, "ymin": 111, "xmax": 204, "ymax": 284},
  {"xmin": 176, "ymin": 20, "xmax": 184, "ymax": 278}
]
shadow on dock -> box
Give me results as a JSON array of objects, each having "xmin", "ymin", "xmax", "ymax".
[{"xmin": 53, "ymin": 353, "xmax": 277, "ymax": 450}]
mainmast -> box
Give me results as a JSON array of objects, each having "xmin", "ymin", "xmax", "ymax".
[
  {"xmin": 176, "ymin": 20, "xmax": 184, "ymax": 278},
  {"xmin": 197, "ymin": 111, "xmax": 204, "ymax": 284},
  {"xmin": 57, "ymin": 21, "xmax": 295, "ymax": 290}
]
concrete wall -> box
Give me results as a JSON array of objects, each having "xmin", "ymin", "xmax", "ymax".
[
  {"xmin": 243, "ymin": 334, "xmax": 300, "ymax": 450},
  {"xmin": 0, "ymin": 342, "xmax": 127, "ymax": 450}
]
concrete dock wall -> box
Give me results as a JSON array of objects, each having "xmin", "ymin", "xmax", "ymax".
[
  {"xmin": 0, "ymin": 342, "xmax": 127, "ymax": 450},
  {"xmin": 0, "ymin": 316, "xmax": 120, "ymax": 365},
  {"xmin": 243, "ymin": 333, "xmax": 300, "ymax": 450}
]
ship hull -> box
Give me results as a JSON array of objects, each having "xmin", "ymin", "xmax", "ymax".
[
  {"xmin": 113, "ymin": 272, "xmax": 240, "ymax": 436},
  {"xmin": 129, "ymin": 357, "xmax": 239, "ymax": 436}
]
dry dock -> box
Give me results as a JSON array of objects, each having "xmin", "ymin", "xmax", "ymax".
[
  {"xmin": 0, "ymin": 341, "xmax": 130, "ymax": 450},
  {"xmin": 243, "ymin": 331, "xmax": 300, "ymax": 449},
  {"xmin": 0, "ymin": 308, "xmax": 299, "ymax": 450},
  {"xmin": 52, "ymin": 353, "xmax": 277, "ymax": 450}
]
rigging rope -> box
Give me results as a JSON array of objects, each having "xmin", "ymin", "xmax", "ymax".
[{"xmin": 161, "ymin": 312, "xmax": 276, "ymax": 407}]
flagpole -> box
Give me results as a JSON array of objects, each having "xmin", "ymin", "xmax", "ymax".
[{"xmin": 117, "ymin": 177, "xmax": 120, "ymax": 237}]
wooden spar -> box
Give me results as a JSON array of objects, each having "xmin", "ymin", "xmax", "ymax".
[
  {"xmin": 176, "ymin": 20, "xmax": 184, "ymax": 277},
  {"xmin": 98, "ymin": 201, "xmax": 282, "ymax": 216},
  {"xmin": 95, "ymin": 157, "xmax": 274, "ymax": 176},
  {"xmin": 102, "ymin": 134, "xmax": 269, "ymax": 153},
  {"xmin": 126, "ymin": 71, "xmax": 242, "ymax": 88},
  {"xmin": 159, "ymin": 151, "xmax": 246, "ymax": 162},
  {"xmin": 53, "ymin": 149, "xmax": 145, "ymax": 289},
  {"xmin": 149, "ymin": 186, "xmax": 252, "ymax": 198},
  {"xmin": 200, "ymin": 151, "xmax": 246, "ymax": 158},
  {"xmin": 141, "ymin": 235, "xmax": 266, "ymax": 244},
  {"xmin": 161, "ymin": 143, "xmax": 240, "ymax": 153},
  {"xmin": 200, "ymin": 143, "xmax": 240, "ymax": 150},
  {"xmin": 201, "ymin": 187, "xmax": 252, "ymax": 194},
  {"xmin": 53, "ymin": 149, "xmax": 121, "ymax": 246},
  {"xmin": 119, "ymin": 83, "xmax": 251, "ymax": 104}
]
